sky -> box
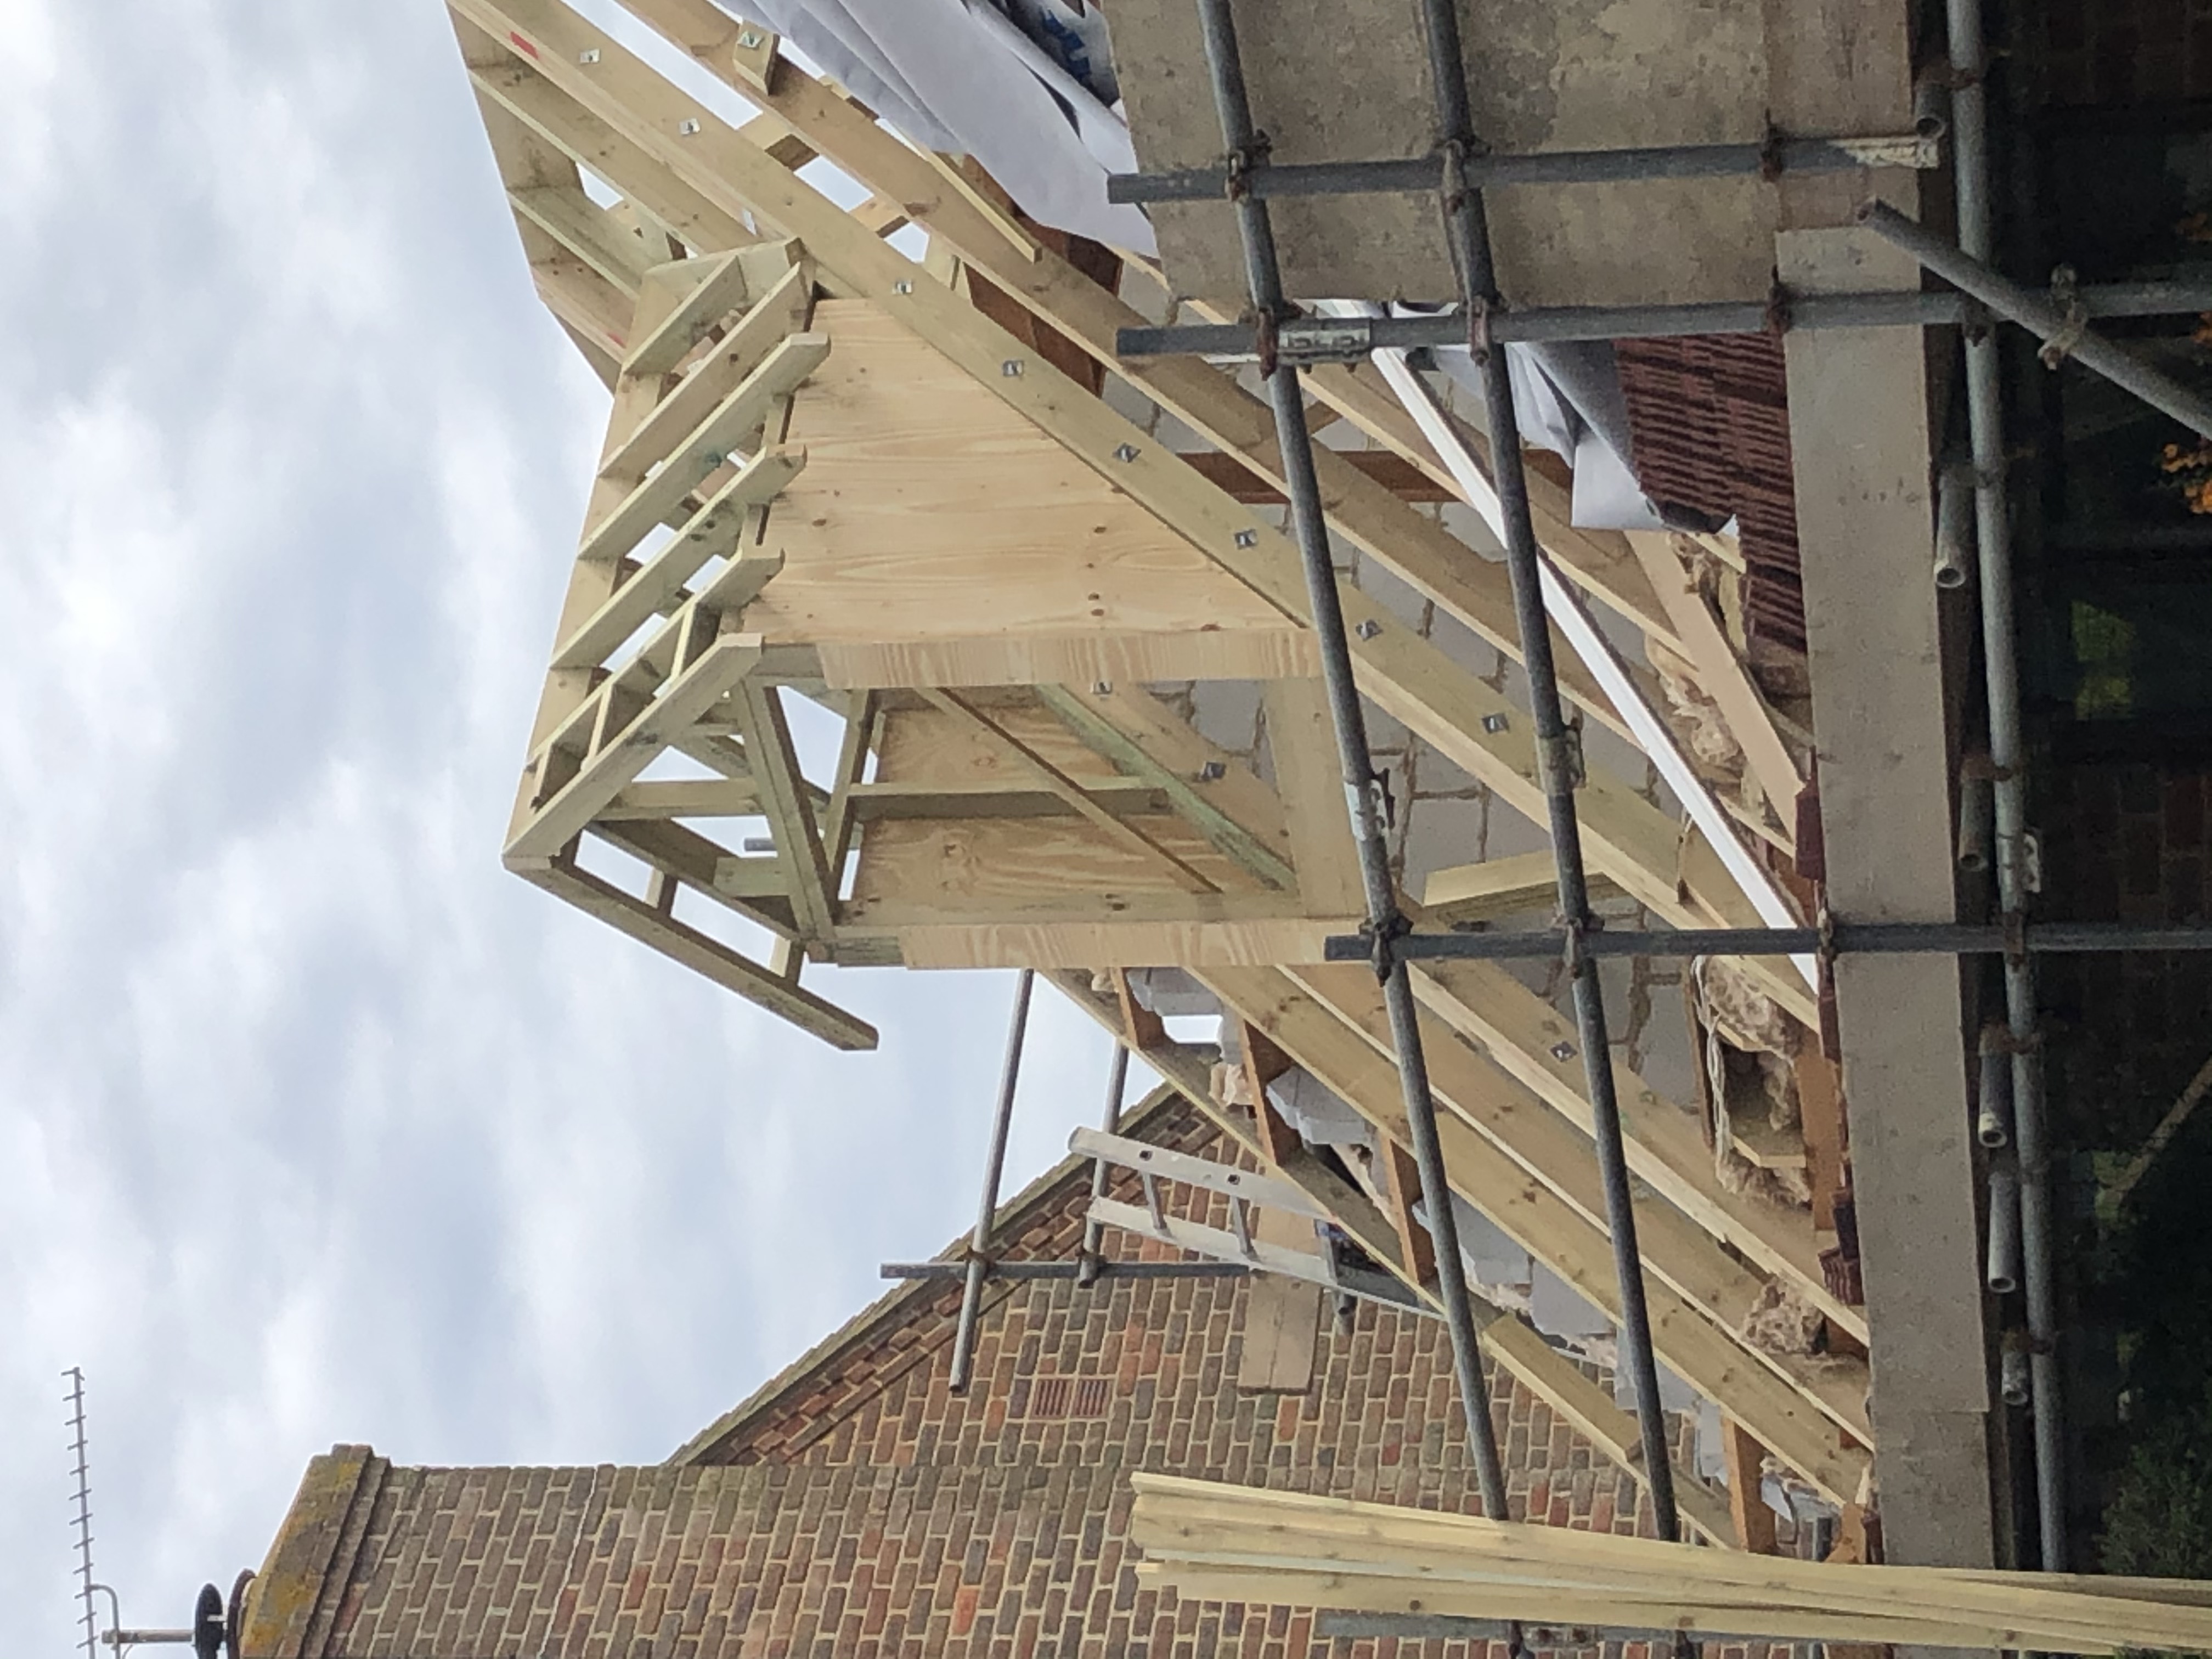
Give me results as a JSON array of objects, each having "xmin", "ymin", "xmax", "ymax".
[{"xmin": 0, "ymin": 3, "xmax": 1133, "ymax": 1648}]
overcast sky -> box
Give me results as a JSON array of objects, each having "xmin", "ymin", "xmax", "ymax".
[{"xmin": 0, "ymin": 3, "xmax": 1131, "ymax": 1648}]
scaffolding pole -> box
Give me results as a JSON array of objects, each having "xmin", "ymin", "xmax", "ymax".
[
  {"xmin": 1402, "ymin": 0, "xmax": 1682, "ymax": 1541},
  {"xmin": 948, "ymin": 968, "xmax": 1034, "ymax": 1393},
  {"xmin": 1939, "ymin": 0, "xmax": 2067, "ymax": 1568},
  {"xmin": 1109, "ymin": 132, "xmax": 1936, "ymax": 203},
  {"xmin": 1115, "ymin": 276, "xmax": 2212, "ymax": 359},
  {"xmin": 1076, "ymin": 1041, "xmax": 1132, "ymax": 1287},
  {"xmin": 1188, "ymin": 0, "xmax": 1512, "ymax": 1524},
  {"xmin": 1323, "ymin": 919, "xmax": 2212, "ymax": 962}
]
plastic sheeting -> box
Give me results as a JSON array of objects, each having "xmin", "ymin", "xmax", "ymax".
[
  {"xmin": 1430, "ymin": 339, "xmax": 1668, "ymax": 532},
  {"xmin": 718, "ymin": 0, "xmax": 1153, "ymax": 252}
]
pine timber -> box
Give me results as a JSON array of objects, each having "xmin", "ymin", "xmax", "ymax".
[
  {"xmin": 1419, "ymin": 851, "xmax": 1622, "ymax": 927},
  {"xmin": 1407, "ymin": 957, "xmax": 1864, "ymax": 1340},
  {"xmin": 1625, "ymin": 530, "xmax": 1804, "ymax": 813},
  {"xmin": 1201, "ymin": 964, "xmax": 1868, "ymax": 1503},
  {"xmin": 1274, "ymin": 963, "xmax": 1872, "ymax": 1442},
  {"xmin": 599, "ymin": 0, "xmax": 1657, "ymax": 749},
  {"xmin": 1722, "ymin": 1416, "xmax": 1781, "ymax": 1553},
  {"xmin": 542, "ymin": 0, "xmax": 1818, "ymax": 996},
  {"xmin": 1130, "ymin": 1475, "xmax": 2212, "ymax": 1653},
  {"xmin": 1178, "ymin": 448, "xmax": 1457, "ymax": 504}
]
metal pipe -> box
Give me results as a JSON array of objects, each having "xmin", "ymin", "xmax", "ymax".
[
  {"xmin": 1987, "ymin": 1163, "xmax": 2023, "ymax": 1294},
  {"xmin": 2001, "ymin": 1344, "xmax": 2033, "ymax": 1407},
  {"xmin": 1943, "ymin": 0, "xmax": 2067, "ymax": 1568},
  {"xmin": 1108, "ymin": 133, "xmax": 1934, "ymax": 204},
  {"xmin": 1936, "ymin": 460, "xmax": 1974, "ymax": 589},
  {"xmin": 1959, "ymin": 764, "xmax": 1994, "ymax": 873},
  {"xmin": 1978, "ymin": 1021, "xmax": 2012, "ymax": 1148},
  {"xmin": 1411, "ymin": 0, "xmax": 1680, "ymax": 1543},
  {"xmin": 887, "ymin": 1260, "xmax": 1249, "ymax": 1281},
  {"xmin": 1114, "ymin": 276, "xmax": 2212, "ymax": 358},
  {"xmin": 1077, "ymin": 1042, "xmax": 1132, "ymax": 1286},
  {"xmin": 1914, "ymin": 62, "xmax": 1953, "ymax": 143},
  {"xmin": 947, "ymin": 968, "xmax": 1034, "ymax": 1393},
  {"xmin": 1192, "ymin": 0, "xmax": 1511, "ymax": 1523},
  {"xmin": 1862, "ymin": 200, "xmax": 2212, "ymax": 439},
  {"xmin": 1325, "ymin": 919, "xmax": 2212, "ymax": 961}
]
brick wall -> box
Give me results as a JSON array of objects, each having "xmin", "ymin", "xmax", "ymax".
[{"xmin": 240, "ymin": 1098, "xmax": 1750, "ymax": 1659}]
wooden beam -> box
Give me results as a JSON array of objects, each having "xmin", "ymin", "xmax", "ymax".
[
  {"xmin": 845, "ymin": 778, "xmax": 1171, "ymax": 820},
  {"xmin": 1723, "ymin": 1416, "xmax": 1781, "ymax": 1554},
  {"xmin": 601, "ymin": 253, "xmax": 814, "ymax": 483},
  {"xmin": 507, "ymin": 182, "xmax": 654, "ymax": 292},
  {"xmin": 1128, "ymin": 1475, "xmax": 2212, "ymax": 1653},
  {"xmin": 1275, "ymin": 963, "xmax": 1872, "ymax": 1448},
  {"xmin": 598, "ymin": 778, "xmax": 762, "ymax": 819},
  {"xmin": 1177, "ymin": 447, "xmax": 1457, "ymax": 503},
  {"xmin": 919, "ymin": 690, "xmax": 1221, "ymax": 893},
  {"xmin": 512, "ymin": 627, "xmax": 764, "ymax": 861},
  {"xmin": 1795, "ymin": 1048, "xmax": 1849, "ymax": 1234},
  {"xmin": 531, "ymin": 255, "xmax": 634, "ymax": 363},
  {"xmin": 621, "ymin": 245, "xmax": 748, "ymax": 375},
  {"xmin": 1036, "ymin": 683, "xmax": 1297, "ymax": 893},
  {"xmin": 1205, "ymin": 963, "xmax": 1869, "ymax": 1504},
  {"xmin": 553, "ymin": 449, "xmax": 798, "ymax": 670},
  {"xmin": 1626, "ymin": 529, "xmax": 1805, "ymax": 830},
  {"xmin": 733, "ymin": 680, "xmax": 837, "ymax": 944},
  {"xmin": 1409, "ymin": 956, "xmax": 1863, "ymax": 1341},
  {"xmin": 459, "ymin": 21, "xmax": 757, "ymax": 254},
  {"xmin": 1237, "ymin": 1018, "xmax": 1300, "ymax": 1168},
  {"xmin": 1285, "ymin": 352, "xmax": 1686, "ymax": 657},
  {"xmin": 1110, "ymin": 967, "xmax": 1168, "ymax": 1054},
  {"xmin": 578, "ymin": 332, "xmax": 827, "ymax": 563},
  {"xmin": 1419, "ymin": 851, "xmax": 1621, "ymax": 927},
  {"xmin": 452, "ymin": 8, "xmax": 1810, "ymax": 1017},
  {"xmin": 1262, "ymin": 678, "xmax": 1365, "ymax": 917},
  {"xmin": 525, "ymin": 850, "xmax": 874, "ymax": 1048},
  {"xmin": 1237, "ymin": 1206, "xmax": 1323, "ymax": 1392},
  {"xmin": 1380, "ymin": 1136, "xmax": 1437, "ymax": 1290}
]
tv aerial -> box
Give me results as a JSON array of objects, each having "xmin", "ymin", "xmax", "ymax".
[{"xmin": 66, "ymin": 1368, "xmax": 253, "ymax": 1659}]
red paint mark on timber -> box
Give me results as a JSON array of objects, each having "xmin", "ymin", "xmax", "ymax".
[{"xmin": 509, "ymin": 31, "xmax": 540, "ymax": 57}]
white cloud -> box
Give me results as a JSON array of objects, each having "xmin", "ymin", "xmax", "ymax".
[{"xmin": 0, "ymin": 0, "xmax": 1125, "ymax": 1647}]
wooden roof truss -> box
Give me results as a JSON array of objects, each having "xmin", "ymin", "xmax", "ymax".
[{"xmin": 449, "ymin": 0, "xmax": 1865, "ymax": 1537}]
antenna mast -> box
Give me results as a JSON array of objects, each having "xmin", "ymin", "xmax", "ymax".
[{"xmin": 66, "ymin": 1367, "xmax": 97, "ymax": 1659}]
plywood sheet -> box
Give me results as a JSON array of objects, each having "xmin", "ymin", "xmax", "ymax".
[
  {"xmin": 1114, "ymin": 0, "xmax": 1784, "ymax": 306},
  {"xmin": 747, "ymin": 300, "xmax": 1314, "ymax": 683}
]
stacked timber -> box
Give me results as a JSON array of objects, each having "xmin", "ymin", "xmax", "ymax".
[{"xmin": 1129, "ymin": 1474, "xmax": 2212, "ymax": 1652}]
